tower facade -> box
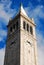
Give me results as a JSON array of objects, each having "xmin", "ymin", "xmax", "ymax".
[{"xmin": 4, "ymin": 5, "xmax": 38, "ymax": 65}]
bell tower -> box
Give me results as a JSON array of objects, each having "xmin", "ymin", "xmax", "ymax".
[{"xmin": 4, "ymin": 4, "xmax": 38, "ymax": 65}]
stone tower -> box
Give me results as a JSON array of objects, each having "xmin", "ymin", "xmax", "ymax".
[{"xmin": 4, "ymin": 4, "xmax": 38, "ymax": 65}]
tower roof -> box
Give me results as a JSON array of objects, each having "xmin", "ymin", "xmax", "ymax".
[
  {"xmin": 20, "ymin": 4, "xmax": 28, "ymax": 17},
  {"xmin": 9, "ymin": 4, "xmax": 35, "ymax": 26}
]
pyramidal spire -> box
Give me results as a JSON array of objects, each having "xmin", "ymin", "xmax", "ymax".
[{"xmin": 20, "ymin": 3, "xmax": 28, "ymax": 17}]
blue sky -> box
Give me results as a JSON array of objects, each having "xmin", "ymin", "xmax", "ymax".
[{"xmin": 0, "ymin": 0, "xmax": 44, "ymax": 65}]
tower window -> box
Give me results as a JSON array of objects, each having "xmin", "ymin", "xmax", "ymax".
[
  {"xmin": 10, "ymin": 27, "xmax": 12, "ymax": 32},
  {"xmin": 11, "ymin": 41, "xmax": 14, "ymax": 45},
  {"xmin": 16, "ymin": 21, "xmax": 18, "ymax": 29},
  {"xmin": 30, "ymin": 26, "xmax": 33, "ymax": 35},
  {"xmin": 13, "ymin": 24, "xmax": 15, "ymax": 29},
  {"xmin": 23, "ymin": 21, "xmax": 26, "ymax": 30},
  {"xmin": 27, "ymin": 24, "xmax": 29, "ymax": 32}
]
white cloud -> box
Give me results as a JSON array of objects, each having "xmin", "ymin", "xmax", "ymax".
[
  {"xmin": 0, "ymin": 30, "xmax": 7, "ymax": 37},
  {"xmin": 0, "ymin": 0, "xmax": 11, "ymax": 5},
  {"xmin": 0, "ymin": 30, "xmax": 7, "ymax": 45},
  {"xmin": 36, "ymin": 31, "xmax": 44, "ymax": 65},
  {"xmin": 38, "ymin": 47, "xmax": 44, "ymax": 65},
  {"xmin": 0, "ymin": 48, "xmax": 5, "ymax": 65},
  {"xmin": 25, "ymin": 5, "xmax": 44, "ymax": 19},
  {"xmin": 0, "ymin": 10, "xmax": 10, "ymax": 22},
  {"xmin": 0, "ymin": 37, "xmax": 3, "ymax": 41},
  {"xmin": 0, "ymin": 0, "xmax": 17, "ymax": 23},
  {"xmin": 37, "ymin": 0, "xmax": 43, "ymax": 2}
]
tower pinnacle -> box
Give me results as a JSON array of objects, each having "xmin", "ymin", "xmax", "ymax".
[{"xmin": 20, "ymin": 3, "xmax": 28, "ymax": 17}]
